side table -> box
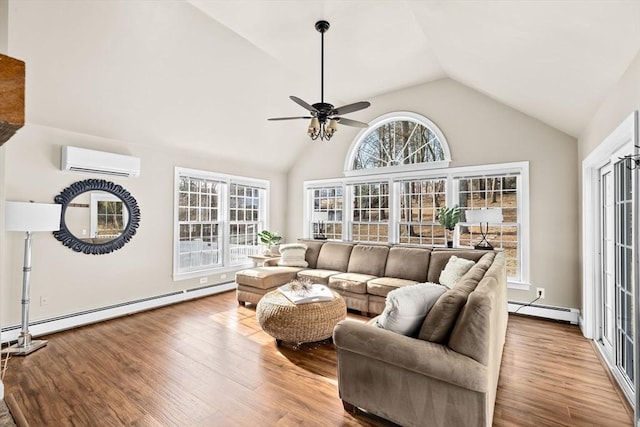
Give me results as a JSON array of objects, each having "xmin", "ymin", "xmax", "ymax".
[{"xmin": 248, "ymin": 254, "xmax": 280, "ymax": 267}]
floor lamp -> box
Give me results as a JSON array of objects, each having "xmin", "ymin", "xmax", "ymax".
[
  {"xmin": 3, "ymin": 201, "xmax": 61, "ymax": 356},
  {"xmin": 465, "ymin": 208, "xmax": 503, "ymax": 250}
]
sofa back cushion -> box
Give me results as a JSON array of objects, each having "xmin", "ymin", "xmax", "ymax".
[
  {"xmin": 418, "ymin": 252, "xmax": 495, "ymax": 343},
  {"xmin": 448, "ymin": 276, "xmax": 498, "ymax": 365},
  {"xmin": 316, "ymin": 242, "xmax": 355, "ymax": 272},
  {"xmin": 384, "ymin": 247, "xmax": 431, "ymax": 282},
  {"xmin": 347, "ymin": 245, "xmax": 389, "ymax": 276},
  {"xmin": 298, "ymin": 239, "xmax": 325, "ymax": 269},
  {"xmin": 426, "ymin": 249, "xmax": 492, "ymax": 283}
]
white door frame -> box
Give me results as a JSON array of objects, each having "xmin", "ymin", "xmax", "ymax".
[
  {"xmin": 582, "ymin": 111, "xmax": 638, "ymax": 338},
  {"xmin": 582, "ymin": 111, "xmax": 639, "ymax": 416}
]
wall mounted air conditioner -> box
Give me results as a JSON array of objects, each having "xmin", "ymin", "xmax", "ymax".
[{"xmin": 61, "ymin": 146, "xmax": 141, "ymax": 178}]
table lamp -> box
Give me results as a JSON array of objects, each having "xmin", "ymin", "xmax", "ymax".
[
  {"xmin": 464, "ymin": 208, "xmax": 503, "ymax": 250},
  {"xmin": 312, "ymin": 211, "xmax": 329, "ymax": 240},
  {"xmin": 3, "ymin": 201, "xmax": 61, "ymax": 355}
]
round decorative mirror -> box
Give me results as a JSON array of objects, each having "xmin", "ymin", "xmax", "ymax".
[{"xmin": 53, "ymin": 179, "xmax": 141, "ymax": 254}]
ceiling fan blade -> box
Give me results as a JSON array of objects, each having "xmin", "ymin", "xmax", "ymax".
[
  {"xmin": 290, "ymin": 96, "xmax": 319, "ymax": 113},
  {"xmin": 331, "ymin": 101, "xmax": 371, "ymax": 116},
  {"xmin": 268, "ymin": 116, "xmax": 313, "ymax": 121},
  {"xmin": 336, "ymin": 117, "xmax": 369, "ymax": 128}
]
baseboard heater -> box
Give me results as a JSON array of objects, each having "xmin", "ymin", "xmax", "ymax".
[
  {"xmin": 1, "ymin": 282, "xmax": 236, "ymax": 344},
  {"xmin": 508, "ymin": 300, "xmax": 579, "ymax": 325}
]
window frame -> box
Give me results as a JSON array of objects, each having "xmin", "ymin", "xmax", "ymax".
[
  {"xmin": 90, "ymin": 191, "xmax": 129, "ymax": 239},
  {"xmin": 304, "ymin": 161, "xmax": 530, "ymax": 288},
  {"xmin": 343, "ymin": 111, "xmax": 452, "ymax": 177},
  {"xmin": 173, "ymin": 167, "xmax": 269, "ymax": 281}
]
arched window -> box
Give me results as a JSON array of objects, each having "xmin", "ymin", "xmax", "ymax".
[{"xmin": 345, "ymin": 112, "xmax": 451, "ymax": 175}]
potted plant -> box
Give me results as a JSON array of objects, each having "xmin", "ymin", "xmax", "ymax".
[
  {"xmin": 438, "ymin": 205, "xmax": 461, "ymax": 248},
  {"xmin": 257, "ymin": 230, "xmax": 282, "ymax": 255}
]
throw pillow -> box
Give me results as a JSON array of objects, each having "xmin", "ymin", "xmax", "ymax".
[
  {"xmin": 375, "ymin": 282, "xmax": 446, "ymax": 336},
  {"xmin": 277, "ymin": 243, "xmax": 309, "ymax": 267},
  {"xmin": 438, "ymin": 256, "xmax": 476, "ymax": 289}
]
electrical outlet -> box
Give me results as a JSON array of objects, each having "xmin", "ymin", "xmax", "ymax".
[
  {"xmin": 40, "ymin": 296, "xmax": 48, "ymax": 306},
  {"xmin": 199, "ymin": 277, "xmax": 208, "ymax": 284},
  {"xmin": 220, "ymin": 274, "xmax": 227, "ymax": 280},
  {"xmin": 536, "ymin": 288, "xmax": 545, "ymax": 299}
]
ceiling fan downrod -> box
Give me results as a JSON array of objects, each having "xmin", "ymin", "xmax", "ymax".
[{"xmin": 315, "ymin": 20, "xmax": 330, "ymax": 105}]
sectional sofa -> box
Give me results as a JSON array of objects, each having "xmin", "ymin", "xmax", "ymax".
[
  {"xmin": 235, "ymin": 239, "xmax": 508, "ymax": 426},
  {"xmin": 236, "ymin": 239, "xmax": 493, "ymax": 315}
]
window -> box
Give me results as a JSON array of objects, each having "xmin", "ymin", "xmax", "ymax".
[
  {"xmin": 229, "ymin": 184, "xmax": 262, "ymax": 264},
  {"xmin": 90, "ymin": 192, "xmax": 128, "ymax": 238},
  {"xmin": 345, "ymin": 112, "xmax": 451, "ymax": 175},
  {"xmin": 176, "ymin": 176, "xmax": 222, "ymax": 273},
  {"xmin": 456, "ymin": 174, "xmax": 521, "ymax": 278},
  {"xmin": 306, "ymin": 113, "xmax": 529, "ymax": 285},
  {"xmin": 174, "ymin": 168, "xmax": 268, "ymax": 280},
  {"xmin": 350, "ymin": 182, "xmax": 389, "ymax": 242},
  {"xmin": 310, "ymin": 186, "xmax": 343, "ymax": 240},
  {"xmin": 398, "ymin": 178, "xmax": 447, "ymax": 246},
  {"xmin": 304, "ymin": 162, "xmax": 529, "ymax": 285}
]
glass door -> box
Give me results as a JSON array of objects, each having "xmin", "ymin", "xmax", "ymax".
[
  {"xmin": 596, "ymin": 152, "xmax": 636, "ymax": 406},
  {"xmin": 600, "ymin": 164, "xmax": 615, "ymax": 360},
  {"xmin": 614, "ymin": 158, "xmax": 635, "ymax": 391}
]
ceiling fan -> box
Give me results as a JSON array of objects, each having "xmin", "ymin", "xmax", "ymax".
[{"xmin": 268, "ymin": 20, "xmax": 371, "ymax": 141}]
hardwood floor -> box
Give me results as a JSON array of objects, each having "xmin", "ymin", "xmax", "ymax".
[{"xmin": 1, "ymin": 290, "xmax": 633, "ymax": 426}]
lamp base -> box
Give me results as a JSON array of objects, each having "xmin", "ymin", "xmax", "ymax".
[
  {"xmin": 474, "ymin": 244, "xmax": 494, "ymax": 250},
  {"xmin": 2, "ymin": 339, "xmax": 48, "ymax": 356}
]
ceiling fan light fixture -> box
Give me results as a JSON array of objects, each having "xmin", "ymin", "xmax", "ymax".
[
  {"xmin": 308, "ymin": 118, "xmax": 337, "ymax": 142},
  {"xmin": 308, "ymin": 117, "xmax": 320, "ymax": 138},
  {"xmin": 326, "ymin": 119, "xmax": 338, "ymax": 137}
]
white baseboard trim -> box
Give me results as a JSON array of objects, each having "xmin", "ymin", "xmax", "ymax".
[
  {"xmin": 508, "ymin": 301, "xmax": 580, "ymax": 325},
  {"xmin": 1, "ymin": 282, "xmax": 237, "ymax": 344}
]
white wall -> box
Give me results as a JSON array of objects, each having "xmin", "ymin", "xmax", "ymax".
[
  {"xmin": 1, "ymin": 125, "xmax": 287, "ymax": 326},
  {"xmin": 577, "ymin": 49, "xmax": 640, "ymax": 314},
  {"xmin": 579, "ymin": 50, "xmax": 640, "ymax": 160},
  {"xmin": 287, "ymin": 78, "xmax": 580, "ymax": 309}
]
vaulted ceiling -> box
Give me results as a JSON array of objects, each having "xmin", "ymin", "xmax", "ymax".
[{"xmin": 7, "ymin": 0, "xmax": 640, "ymax": 172}]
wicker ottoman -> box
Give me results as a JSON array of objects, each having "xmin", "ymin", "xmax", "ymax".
[{"xmin": 256, "ymin": 289, "xmax": 347, "ymax": 346}]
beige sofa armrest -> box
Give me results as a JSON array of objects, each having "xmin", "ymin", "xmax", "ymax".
[{"xmin": 333, "ymin": 319, "xmax": 487, "ymax": 393}]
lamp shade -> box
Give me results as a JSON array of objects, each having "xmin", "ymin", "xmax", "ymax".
[
  {"xmin": 312, "ymin": 211, "xmax": 329, "ymax": 222},
  {"xmin": 465, "ymin": 208, "xmax": 503, "ymax": 223},
  {"xmin": 5, "ymin": 201, "xmax": 61, "ymax": 232}
]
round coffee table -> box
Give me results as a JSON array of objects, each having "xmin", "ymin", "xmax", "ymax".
[{"xmin": 256, "ymin": 289, "xmax": 347, "ymax": 346}]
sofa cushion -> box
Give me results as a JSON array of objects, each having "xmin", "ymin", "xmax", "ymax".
[
  {"xmin": 298, "ymin": 239, "xmax": 325, "ymax": 269},
  {"xmin": 426, "ymin": 249, "xmax": 491, "ymax": 283},
  {"xmin": 418, "ymin": 253, "xmax": 495, "ymax": 343},
  {"xmin": 277, "ymin": 243, "xmax": 308, "ymax": 267},
  {"xmin": 448, "ymin": 276, "xmax": 498, "ymax": 365},
  {"xmin": 438, "ymin": 256, "xmax": 476, "ymax": 288},
  {"xmin": 367, "ymin": 277, "xmax": 419, "ymax": 297},
  {"xmin": 297, "ymin": 269, "xmax": 342, "ymax": 285},
  {"xmin": 235, "ymin": 267, "xmax": 303, "ymax": 290},
  {"xmin": 316, "ymin": 242, "xmax": 354, "ymax": 272},
  {"xmin": 328, "ymin": 273, "xmax": 377, "ymax": 294},
  {"xmin": 347, "ymin": 245, "xmax": 389, "ymax": 276},
  {"xmin": 375, "ymin": 282, "xmax": 447, "ymax": 336},
  {"xmin": 384, "ymin": 246, "xmax": 431, "ymax": 282}
]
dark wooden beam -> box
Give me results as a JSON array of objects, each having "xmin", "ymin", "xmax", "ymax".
[{"xmin": 0, "ymin": 53, "xmax": 25, "ymax": 145}]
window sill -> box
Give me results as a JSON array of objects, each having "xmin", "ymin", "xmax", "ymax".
[
  {"xmin": 507, "ymin": 281, "xmax": 530, "ymax": 291},
  {"xmin": 173, "ymin": 263, "xmax": 252, "ymax": 282}
]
